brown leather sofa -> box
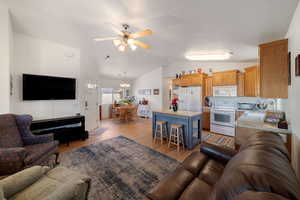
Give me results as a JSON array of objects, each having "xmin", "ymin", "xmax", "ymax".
[{"xmin": 147, "ymin": 132, "xmax": 300, "ymax": 200}]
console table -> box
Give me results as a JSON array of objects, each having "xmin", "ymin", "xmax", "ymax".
[{"xmin": 30, "ymin": 115, "xmax": 88, "ymax": 145}]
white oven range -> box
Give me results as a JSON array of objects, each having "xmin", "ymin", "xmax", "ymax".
[{"xmin": 210, "ymin": 107, "xmax": 236, "ymax": 137}]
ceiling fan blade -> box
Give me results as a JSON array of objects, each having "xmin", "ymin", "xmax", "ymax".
[
  {"xmin": 131, "ymin": 39, "xmax": 150, "ymax": 49},
  {"xmin": 130, "ymin": 29, "xmax": 153, "ymax": 38},
  {"xmin": 94, "ymin": 37, "xmax": 118, "ymax": 41}
]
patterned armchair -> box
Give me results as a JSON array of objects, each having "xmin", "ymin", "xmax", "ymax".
[{"xmin": 0, "ymin": 114, "xmax": 59, "ymax": 176}]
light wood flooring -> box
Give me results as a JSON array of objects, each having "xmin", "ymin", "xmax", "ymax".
[{"xmin": 59, "ymin": 118, "xmax": 233, "ymax": 162}]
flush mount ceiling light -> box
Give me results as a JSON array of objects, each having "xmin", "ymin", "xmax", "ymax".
[{"xmin": 185, "ymin": 51, "xmax": 233, "ymax": 61}]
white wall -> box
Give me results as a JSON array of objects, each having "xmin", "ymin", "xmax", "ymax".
[
  {"xmin": 11, "ymin": 33, "xmax": 81, "ymax": 120},
  {"xmin": 286, "ymin": 1, "xmax": 300, "ymax": 178},
  {"xmin": 133, "ymin": 67, "xmax": 163, "ymax": 111},
  {"xmin": 0, "ymin": 4, "xmax": 12, "ymax": 114}
]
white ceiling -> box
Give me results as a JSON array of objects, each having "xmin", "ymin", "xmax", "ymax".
[{"xmin": 2, "ymin": 0, "xmax": 299, "ymax": 79}]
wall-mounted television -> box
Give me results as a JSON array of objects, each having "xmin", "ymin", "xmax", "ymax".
[{"xmin": 23, "ymin": 74, "xmax": 76, "ymax": 100}]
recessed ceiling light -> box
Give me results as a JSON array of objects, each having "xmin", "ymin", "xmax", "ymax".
[{"xmin": 185, "ymin": 51, "xmax": 233, "ymax": 61}]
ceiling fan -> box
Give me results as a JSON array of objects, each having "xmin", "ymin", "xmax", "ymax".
[{"xmin": 94, "ymin": 24, "xmax": 153, "ymax": 52}]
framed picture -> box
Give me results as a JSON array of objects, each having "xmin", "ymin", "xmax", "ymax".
[
  {"xmin": 296, "ymin": 54, "xmax": 300, "ymax": 76},
  {"xmin": 153, "ymin": 89, "xmax": 159, "ymax": 95},
  {"xmin": 144, "ymin": 89, "xmax": 152, "ymax": 95}
]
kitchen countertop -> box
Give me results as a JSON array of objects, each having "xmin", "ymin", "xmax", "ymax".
[
  {"xmin": 153, "ymin": 109, "xmax": 202, "ymax": 117},
  {"xmin": 236, "ymin": 111, "xmax": 292, "ymax": 135}
]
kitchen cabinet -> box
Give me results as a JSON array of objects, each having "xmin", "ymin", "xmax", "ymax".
[
  {"xmin": 244, "ymin": 66, "xmax": 260, "ymax": 97},
  {"xmin": 237, "ymin": 73, "xmax": 245, "ymax": 96},
  {"xmin": 202, "ymin": 108, "xmax": 210, "ymax": 130},
  {"xmin": 212, "ymin": 70, "xmax": 238, "ymax": 86},
  {"xmin": 172, "ymin": 73, "xmax": 207, "ymax": 87},
  {"xmin": 259, "ymin": 39, "xmax": 289, "ymax": 98},
  {"xmin": 212, "ymin": 73, "xmax": 223, "ymax": 86},
  {"xmin": 204, "ymin": 76, "xmax": 213, "ymax": 97}
]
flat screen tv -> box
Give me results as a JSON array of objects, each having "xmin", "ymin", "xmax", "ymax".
[{"xmin": 23, "ymin": 74, "xmax": 76, "ymax": 100}]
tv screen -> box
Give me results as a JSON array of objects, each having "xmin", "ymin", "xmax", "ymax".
[{"xmin": 23, "ymin": 74, "xmax": 76, "ymax": 100}]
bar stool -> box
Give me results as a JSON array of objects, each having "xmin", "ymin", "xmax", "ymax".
[
  {"xmin": 168, "ymin": 124, "xmax": 185, "ymax": 152},
  {"xmin": 154, "ymin": 120, "xmax": 168, "ymax": 144}
]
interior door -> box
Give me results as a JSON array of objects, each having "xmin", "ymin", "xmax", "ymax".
[{"xmin": 83, "ymin": 85, "xmax": 100, "ymax": 131}]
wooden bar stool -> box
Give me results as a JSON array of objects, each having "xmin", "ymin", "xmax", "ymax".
[
  {"xmin": 168, "ymin": 124, "xmax": 185, "ymax": 152},
  {"xmin": 154, "ymin": 120, "xmax": 168, "ymax": 144}
]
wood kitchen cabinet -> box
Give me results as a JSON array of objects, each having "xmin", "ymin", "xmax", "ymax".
[
  {"xmin": 172, "ymin": 73, "xmax": 207, "ymax": 87},
  {"xmin": 244, "ymin": 66, "xmax": 260, "ymax": 97},
  {"xmin": 212, "ymin": 70, "xmax": 238, "ymax": 86},
  {"xmin": 204, "ymin": 76, "xmax": 213, "ymax": 97},
  {"xmin": 202, "ymin": 109, "xmax": 210, "ymax": 130},
  {"xmin": 259, "ymin": 39, "xmax": 289, "ymax": 98},
  {"xmin": 237, "ymin": 72, "xmax": 245, "ymax": 96}
]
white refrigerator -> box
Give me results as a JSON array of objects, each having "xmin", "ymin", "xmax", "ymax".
[{"xmin": 176, "ymin": 86, "xmax": 202, "ymax": 112}]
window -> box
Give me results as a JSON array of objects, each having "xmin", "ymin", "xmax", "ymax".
[{"xmin": 101, "ymin": 88, "xmax": 123, "ymax": 105}]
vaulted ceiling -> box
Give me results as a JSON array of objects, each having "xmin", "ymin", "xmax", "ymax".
[{"xmin": 2, "ymin": 0, "xmax": 299, "ymax": 79}]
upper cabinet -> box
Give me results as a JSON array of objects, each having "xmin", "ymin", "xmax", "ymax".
[
  {"xmin": 244, "ymin": 66, "xmax": 260, "ymax": 97},
  {"xmin": 212, "ymin": 70, "xmax": 238, "ymax": 86},
  {"xmin": 237, "ymin": 72, "xmax": 245, "ymax": 97},
  {"xmin": 172, "ymin": 73, "xmax": 207, "ymax": 87},
  {"xmin": 259, "ymin": 39, "xmax": 289, "ymax": 98},
  {"xmin": 204, "ymin": 76, "xmax": 213, "ymax": 97}
]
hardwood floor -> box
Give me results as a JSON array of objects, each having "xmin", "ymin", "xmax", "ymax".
[{"xmin": 59, "ymin": 118, "xmax": 233, "ymax": 162}]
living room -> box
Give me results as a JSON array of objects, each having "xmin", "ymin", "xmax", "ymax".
[{"xmin": 1, "ymin": 0, "xmax": 300, "ymax": 200}]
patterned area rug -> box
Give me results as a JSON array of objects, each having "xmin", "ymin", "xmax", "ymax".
[
  {"xmin": 90, "ymin": 127, "xmax": 108, "ymax": 136},
  {"xmin": 59, "ymin": 136, "xmax": 180, "ymax": 200},
  {"xmin": 202, "ymin": 132, "xmax": 234, "ymax": 148}
]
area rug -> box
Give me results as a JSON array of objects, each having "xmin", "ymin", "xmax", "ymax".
[
  {"xmin": 89, "ymin": 127, "xmax": 108, "ymax": 136},
  {"xmin": 202, "ymin": 132, "xmax": 234, "ymax": 148},
  {"xmin": 59, "ymin": 136, "xmax": 180, "ymax": 200}
]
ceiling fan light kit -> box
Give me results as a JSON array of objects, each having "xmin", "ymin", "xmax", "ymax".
[
  {"xmin": 185, "ymin": 51, "xmax": 233, "ymax": 61},
  {"xmin": 118, "ymin": 45, "xmax": 126, "ymax": 52},
  {"xmin": 113, "ymin": 39, "xmax": 121, "ymax": 46},
  {"xmin": 94, "ymin": 24, "xmax": 153, "ymax": 52}
]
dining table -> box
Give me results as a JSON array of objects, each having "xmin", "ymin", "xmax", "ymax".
[{"xmin": 116, "ymin": 105, "xmax": 137, "ymax": 121}]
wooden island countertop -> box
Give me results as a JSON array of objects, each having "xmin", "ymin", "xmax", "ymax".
[{"xmin": 153, "ymin": 110, "xmax": 202, "ymax": 117}]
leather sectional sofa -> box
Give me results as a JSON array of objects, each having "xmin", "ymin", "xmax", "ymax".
[{"xmin": 147, "ymin": 132, "xmax": 300, "ymax": 200}]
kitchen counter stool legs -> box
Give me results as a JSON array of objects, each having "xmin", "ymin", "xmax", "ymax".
[
  {"xmin": 168, "ymin": 124, "xmax": 185, "ymax": 152},
  {"xmin": 154, "ymin": 120, "xmax": 168, "ymax": 144}
]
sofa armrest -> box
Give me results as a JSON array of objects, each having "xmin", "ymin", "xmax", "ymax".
[
  {"xmin": 0, "ymin": 148, "xmax": 27, "ymax": 175},
  {"xmin": 0, "ymin": 166, "xmax": 50, "ymax": 199},
  {"xmin": 22, "ymin": 134, "xmax": 54, "ymax": 145},
  {"xmin": 43, "ymin": 180, "xmax": 89, "ymax": 200},
  {"xmin": 200, "ymin": 142, "xmax": 237, "ymax": 164}
]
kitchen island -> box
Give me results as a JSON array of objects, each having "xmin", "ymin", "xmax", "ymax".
[{"xmin": 152, "ymin": 110, "xmax": 202, "ymax": 150}]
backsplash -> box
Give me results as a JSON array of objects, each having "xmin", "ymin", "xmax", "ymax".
[{"xmin": 208, "ymin": 96, "xmax": 287, "ymax": 112}]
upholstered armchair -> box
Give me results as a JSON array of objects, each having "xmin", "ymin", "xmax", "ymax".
[
  {"xmin": 0, "ymin": 114, "xmax": 59, "ymax": 176},
  {"xmin": 0, "ymin": 166, "xmax": 91, "ymax": 200}
]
